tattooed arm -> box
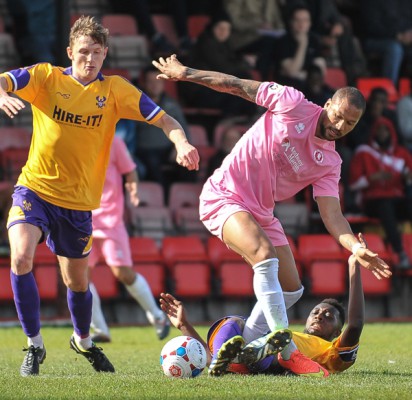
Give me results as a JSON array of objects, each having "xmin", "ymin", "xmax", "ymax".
[{"xmin": 152, "ymin": 54, "xmax": 261, "ymax": 103}]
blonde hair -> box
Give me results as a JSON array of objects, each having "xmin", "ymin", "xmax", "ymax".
[{"xmin": 69, "ymin": 15, "xmax": 109, "ymax": 48}]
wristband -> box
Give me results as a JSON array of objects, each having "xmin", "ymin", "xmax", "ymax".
[{"xmin": 351, "ymin": 242, "xmax": 362, "ymax": 255}]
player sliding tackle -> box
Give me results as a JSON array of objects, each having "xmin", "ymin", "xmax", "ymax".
[
  {"xmin": 153, "ymin": 54, "xmax": 391, "ymax": 378},
  {"xmin": 161, "ymin": 236, "xmax": 367, "ymax": 377}
]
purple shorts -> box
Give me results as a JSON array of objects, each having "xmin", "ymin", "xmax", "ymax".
[{"xmin": 7, "ymin": 185, "xmax": 93, "ymax": 258}]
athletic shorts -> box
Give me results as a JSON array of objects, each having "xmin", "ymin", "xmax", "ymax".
[
  {"xmin": 207, "ymin": 316, "xmax": 274, "ymax": 374},
  {"xmin": 199, "ymin": 188, "xmax": 288, "ymax": 246},
  {"xmin": 88, "ymin": 224, "xmax": 132, "ymax": 267},
  {"xmin": 7, "ymin": 185, "xmax": 92, "ymax": 258}
]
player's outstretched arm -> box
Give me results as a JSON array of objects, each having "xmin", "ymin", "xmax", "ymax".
[
  {"xmin": 0, "ymin": 76, "xmax": 25, "ymax": 119},
  {"xmin": 340, "ymin": 240, "xmax": 365, "ymax": 347},
  {"xmin": 317, "ymin": 196, "xmax": 392, "ymax": 279},
  {"xmin": 160, "ymin": 293, "xmax": 212, "ymax": 364},
  {"xmin": 153, "ymin": 114, "xmax": 199, "ymax": 171},
  {"xmin": 152, "ymin": 54, "xmax": 261, "ymax": 104}
]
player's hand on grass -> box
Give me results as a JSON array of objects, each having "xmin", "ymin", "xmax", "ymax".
[
  {"xmin": 160, "ymin": 293, "xmax": 188, "ymax": 330},
  {"xmin": 153, "ymin": 54, "xmax": 187, "ymax": 81},
  {"xmin": 353, "ymin": 232, "xmax": 392, "ymax": 280}
]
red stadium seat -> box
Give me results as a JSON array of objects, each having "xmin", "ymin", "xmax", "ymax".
[
  {"xmin": 207, "ymin": 236, "xmax": 243, "ymax": 271},
  {"xmin": 324, "ymin": 67, "xmax": 347, "ymax": 89},
  {"xmin": 188, "ymin": 124, "xmax": 209, "ymax": 147},
  {"xmin": 101, "ymin": 14, "xmax": 138, "ymax": 35},
  {"xmin": 218, "ymin": 261, "xmax": 254, "ymax": 297},
  {"xmin": 171, "ymin": 262, "xmax": 211, "ymax": 297},
  {"xmin": 152, "ymin": 14, "xmax": 179, "ymax": 48},
  {"xmin": 0, "ymin": 126, "xmax": 32, "ymax": 152},
  {"xmin": 168, "ymin": 182, "xmax": 203, "ymax": 214},
  {"xmin": 0, "ymin": 264, "xmax": 13, "ymax": 301},
  {"xmin": 173, "ymin": 207, "xmax": 211, "ymax": 239},
  {"xmin": 307, "ymin": 260, "xmax": 347, "ymax": 296},
  {"xmin": 161, "ymin": 236, "xmax": 208, "ymax": 270},
  {"xmin": 188, "ymin": 15, "xmax": 210, "ymax": 40},
  {"xmin": 129, "ymin": 237, "xmax": 163, "ymax": 264},
  {"xmin": 127, "ymin": 207, "xmax": 174, "ymax": 242},
  {"xmin": 33, "ymin": 242, "xmax": 58, "ymax": 265},
  {"xmin": 398, "ymin": 77, "xmax": 411, "ymax": 97},
  {"xmin": 343, "ymin": 233, "xmax": 395, "ymax": 265},
  {"xmin": 360, "ymin": 267, "xmax": 391, "ymax": 296},
  {"xmin": 90, "ymin": 265, "xmax": 119, "ymax": 299},
  {"xmin": 132, "ymin": 181, "xmax": 165, "ymax": 207},
  {"xmin": 133, "ymin": 262, "xmax": 166, "ymax": 297},
  {"xmin": 357, "ymin": 77, "xmax": 399, "ymax": 104},
  {"xmin": 0, "ymin": 147, "xmax": 30, "ymax": 182},
  {"xmin": 297, "ymin": 234, "xmax": 344, "ymax": 271},
  {"xmin": 34, "ymin": 265, "xmax": 58, "ymax": 300}
]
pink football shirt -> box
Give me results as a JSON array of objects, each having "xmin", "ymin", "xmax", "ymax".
[
  {"xmin": 92, "ymin": 136, "xmax": 136, "ymax": 231},
  {"xmin": 200, "ymin": 83, "xmax": 342, "ymax": 237}
]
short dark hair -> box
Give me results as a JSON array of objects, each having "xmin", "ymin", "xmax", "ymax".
[
  {"xmin": 320, "ymin": 298, "xmax": 345, "ymax": 326},
  {"xmin": 333, "ymin": 86, "xmax": 366, "ymax": 114}
]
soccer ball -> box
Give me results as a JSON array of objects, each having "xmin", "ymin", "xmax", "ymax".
[{"xmin": 160, "ymin": 335, "xmax": 207, "ymax": 378}]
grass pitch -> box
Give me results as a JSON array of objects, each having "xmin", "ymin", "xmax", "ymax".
[{"xmin": 0, "ymin": 323, "xmax": 411, "ymax": 399}]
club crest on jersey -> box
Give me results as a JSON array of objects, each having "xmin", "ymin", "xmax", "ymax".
[
  {"xmin": 295, "ymin": 122, "xmax": 305, "ymax": 134},
  {"xmin": 314, "ymin": 150, "xmax": 324, "ymax": 164},
  {"xmin": 281, "ymin": 137, "xmax": 290, "ymax": 151},
  {"xmin": 96, "ymin": 96, "xmax": 107, "ymax": 109}
]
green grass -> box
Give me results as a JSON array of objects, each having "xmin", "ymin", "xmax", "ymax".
[{"xmin": 0, "ymin": 323, "xmax": 411, "ymax": 399}]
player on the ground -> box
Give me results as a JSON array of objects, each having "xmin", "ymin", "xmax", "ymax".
[
  {"xmin": 160, "ymin": 237, "xmax": 366, "ymax": 376},
  {"xmin": 153, "ymin": 54, "xmax": 390, "ymax": 378},
  {"xmin": 0, "ymin": 16, "xmax": 198, "ymax": 377},
  {"xmin": 89, "ymin": 136, "xmax": 170, "ymax": 343}
]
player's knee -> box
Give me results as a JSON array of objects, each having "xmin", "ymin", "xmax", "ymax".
[
  {"xmin": 11, "ymin": 253, "xmax": 34, "ymax": 275},
  {"xmin": 112, "ymin": 266, "xmax": 135, "ymax": 285}
]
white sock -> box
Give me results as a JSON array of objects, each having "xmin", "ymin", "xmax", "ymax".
[
  {"xmin": 125, "ymin": 273, "xmax": 163, "ymax": 320},
  {"xmin": 73, "ymin": 332, "xmax": 93, "ymax": 351},
  {"xmin": 243, "ymin": 302, "xmax": 269, "ymax": 343},
  {"xmin": 89, "ymin": 283, "xmax": 110, "ymax": 336},
  {"xmin": 253, "ymin": 258, "xmax": 289, "ymax": 331},
  {"xmin": 28, "ymin": 333, "xmax": 44, "ymax": 349}
]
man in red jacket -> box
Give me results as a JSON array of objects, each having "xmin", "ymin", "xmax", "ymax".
[{"xmin": 349, "ymin": 116, "xmax": 412, "ymax": 268}]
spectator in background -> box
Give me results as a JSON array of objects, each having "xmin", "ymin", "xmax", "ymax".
[
  {"xmin": 275, "ymin": 4, "xmax": 326, "ymax": 91},
  {"xmin": 358, "ymin": 0, "xmax": 412, "ymax": 85},
  {"xmin": 346, "ymin": 87, "xmax": 400, "ymax": 151},
  {"xmin": 299, "ymin": 0, "xmax": 366, "ymax": 86},
  {"xmin": 207, "ymin": 124, "xmax": 244, "ymax": 177},
  {"xmin": 135, "ymin": 66, "xmax": 194, "ymax": 189},
  {"xmin": 223, "ymin": 0, "xmax": 285, "ymax": 81},
  {"xmin": 302, "ymin": 64, "xmax": 334, "ymax": 106},
  {"xmin": 396, "ymin": 79, "xmax": 412, "ymax": 152},
  {"xmin": 179, "ymin": 14, "xmax": 257, "ymax": 118},
  {"xmin": 88, "ymin": 136, "xmax": 170, "ymax": 343},
  {"xmin": 349, "ymin": 116, "xmax": 412, "ymax": 269},
  {"xmin": 6, "ymin": 0, "xmax": 56, "ymax": 65}
]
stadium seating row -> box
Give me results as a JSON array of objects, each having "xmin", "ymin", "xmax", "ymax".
[{"xmin": 2, "ymin": 233, "xmax": 411, "ymax": 311}]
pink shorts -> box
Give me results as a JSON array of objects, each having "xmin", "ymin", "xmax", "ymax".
[
  {"xmin": 88, "ymin": 224, "xmax": 132, "ymax": 267},
  {"xmin": 199, "ymin": 195, "xmax": 288, "ymax": 247}
]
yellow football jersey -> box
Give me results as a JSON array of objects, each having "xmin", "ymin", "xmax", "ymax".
[
  {"xmin": 0, "ymin": 63, "xmax": 165, "ymax": 210},
  {"xmin": 292, "ymin": 331, "xmax": 359, "ymax": 373}
]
